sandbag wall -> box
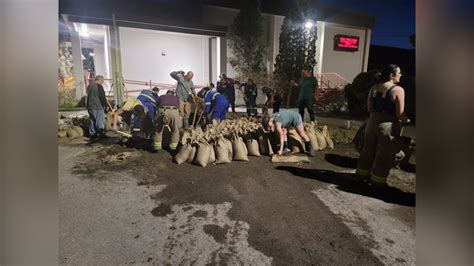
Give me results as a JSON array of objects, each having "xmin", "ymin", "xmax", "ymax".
[
  {"xmin": 58, "ymin": 116, "xmax": 88, "ymax": 139},
  {"xmin": 174, "ymin": 117, "xmax": 335, "ymax": 167}
]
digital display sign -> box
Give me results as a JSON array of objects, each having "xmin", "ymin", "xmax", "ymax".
[{"xmin": 334, "ymin": 35, "xmax": 360, "ymax": 52}]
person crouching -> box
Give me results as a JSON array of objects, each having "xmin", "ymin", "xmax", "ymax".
[{"xmin": 262, "ymin": 110, "xmax": 315, "ymax": 156}]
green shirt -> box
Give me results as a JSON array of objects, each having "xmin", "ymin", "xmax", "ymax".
[
  {"xmin": 298, "ymin": 76, "xmax": 318, "ymax": 101},
  {"xmin": 272, "ymin": 110, "xmax": 301, "ymax": 128}
]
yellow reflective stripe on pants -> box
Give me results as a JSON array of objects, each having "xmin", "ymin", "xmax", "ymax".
[
  {"xmin": 370, "ymin": 172, "xmax": 387, "ymax": 183},
  {"xmin": 356, "ymin": 168, "xmax": 370, "ymax": 175},
  {"xmin": 169, "ymin": 142, "xmax": 178, "ymax": 149},
  {"xmin": 153, "ymin": 141, "xmax": 162, "ymax": 149},
  {"xmin": 132, "ymin": 128, "xmax": 141, "ymax": 131}
]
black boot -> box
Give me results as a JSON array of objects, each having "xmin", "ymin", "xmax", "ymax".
[{"xmin": 305, "ymin": 141, "xmax": 315, "ymax": 157}]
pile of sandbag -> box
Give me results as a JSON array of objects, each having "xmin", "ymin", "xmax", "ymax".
[
  {"xmin": 173, "ymin": 117, "xmax": 335, "ymax": 167},
  {"xmin": 173, "ymin": 117, "xmax": 273, "ymax": 167},
  {"xmin": 58, "ymin": 116, "xmax": 86, "ymax": 139},
  {"xmin": 300, "ymin": 122, "xmax": 334, "ymax": 151}
]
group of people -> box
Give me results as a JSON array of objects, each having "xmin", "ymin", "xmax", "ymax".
[{"xmin": 86, "ymin": 64, "xmax": 408, "ymax": 189}]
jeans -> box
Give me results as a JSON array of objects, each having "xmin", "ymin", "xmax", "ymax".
[
  {"xmin": 298, "ymin": 98, "xmax": 315, "ymax": 122},
  {"xmin": 88, "ymin": 109, "xmax": 105, "ymax": 136}
]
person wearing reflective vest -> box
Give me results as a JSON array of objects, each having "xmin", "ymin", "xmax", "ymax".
[
  {"xmin": 112, "ymin": 87, "xmax": 159, "ymax": 137},
  {"xmin": 198, "ymin": 86, "xmax": 229, "ymax": 123},
  {"xmin": 356, "ymin": 64, "xmax": 409, "ymax": 187}
]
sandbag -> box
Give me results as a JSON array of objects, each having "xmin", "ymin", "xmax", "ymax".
[
  {"xmin": 105, "ymin": 113, "xmax": 113, "ymax": 131},
  {"xmin": 215, "ymin": 137, "xmax": 232, "ymax": 164},
  {"xmin": 208, "ymin": 144, "xmax": 216, "ymax": 164},
  {"xmin": 193, "ymin": 141, "xmax": 211, "ymax": 167},
  {"xmin": 187, "ymin": 145, "xmax": 197, "ymax": 163},
  {"xmin": 173, "ymin": 143, "xmax": 193, "ymax": 164},
  {"xmin": 322, "ymin": 125, "xmax": 334, "ymax": 149},
  {"xmin": 315, "ymin": 128, "xmax": 327, "ymax": 150},
  {"xmin": 73, "ymin": 126, "xmax": 84, "ymax": 137},
  {"xmin": 58, "ymin": 130, "xmax": 67, "ymax": 138},
  {"xmin": 66, "ymin": 127, "xmax": 79, "ymax": 139},
  {"xmin": 246, "ymin": 138, "xmax": 261, "ymax": 157},
  {"xmin": 232, "ymin": 135, "xmax": 249, "ymax": 161},
  {"xmin": 257, "ymin": 130, "xmax": 273, "ymax": 156},
  {"xmin": 305, "ymin": 125, "xmax": 320, "ymax": 152},
  {"xmin": 288, "ymin": 128, "xmax": 304, "ymax": 153},
  {"xmin": 271, "ymin": 154, "xmax": 310, "ymax": 163}
]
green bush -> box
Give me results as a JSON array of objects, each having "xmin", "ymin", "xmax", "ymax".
[
  {"xmin": 343, "ymin": 70, "xmax": 379, "ymax": 116},
  {"xmin": 316, "ymin": 89, "xmax": 348, "ymax": 114},
  {"xmin": 58, "ymin": 85, "xmax": 78, "ymax": 109}
]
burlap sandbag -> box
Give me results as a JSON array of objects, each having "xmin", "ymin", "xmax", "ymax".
[
  {"xmin": 215, "ymin": 137, "xmax": 232, "ymax": 164},
  {"xmin": 187, "ymin": 145, "xmax": 197, "ymax": 163},
  {"xmin": 305, "ymin": 125, "xmax": 320, "ymax": 151},
  {"xmin": 105, "ymin": 112, "xmax": 113, "ymax": 131},
  {"xmin": 66, "ymin": 127, "xmax": 79, "ymax": 139},
  {"xmin": 288, "ymin": 128, "xmax": 304, "ymax": 153},
  {"xmin": 232, "ymin": 135, "xmax": 249, "ymax": 161},
  {"xmin": 58, "ymin": 130, "xmax": 67, "ymax": 138},
  {"xmin": 315, "ymin": 128, "xmax": 327, "ymax": 150},
  {"xmin": 193, "ymin": 141, "xmax": 211, "ymax": 167},
  {"xmin": 271, "ymin": 154, "xmax": 310, "ymax": 163},
  {"xmin": 322, "ymin": 125, "xmax": 334, "ymax": 149},
  {"xmin": 173, "ymin": 143, "xmax": 193, "ymax": 164},
  {"xmin": 73, "ymin": 126, "xmax": 84, "ymax": 137},
  {"xmin": 208, "ymin": 144, "xmax": 216, "ymax": 164},
  {"xmin": 246, "ymin": 138, "xmax": 261, "ymax": 157},
  {"xmin": 257, "ymin": 130, "xmax": 273, "ymax": 156}
]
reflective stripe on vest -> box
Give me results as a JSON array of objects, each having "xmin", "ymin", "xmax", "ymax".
[{"xmin": 137, "ymin": 90, "xmax": 158, "ymax": 106}]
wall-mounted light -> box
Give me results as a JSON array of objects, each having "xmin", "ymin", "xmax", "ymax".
[
  {"xmin": 305, "ymin": 21, "xmax": 314, "ymax": 29},
  {"xmin": 89, "ymin": 52, "xmax": 95, "ymax": 56}
]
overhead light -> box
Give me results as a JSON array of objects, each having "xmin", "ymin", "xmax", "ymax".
[{"xmin": 305, "ymin": 21, "xmax": 314, "ymax": 29}]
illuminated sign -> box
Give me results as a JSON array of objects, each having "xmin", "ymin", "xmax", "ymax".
[{"xmin": 334, "ymin": 35, "xmax": 360, "ymax": 52}]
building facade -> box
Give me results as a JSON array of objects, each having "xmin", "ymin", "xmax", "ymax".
[{"xmin": 59, "ymin": 2, "xmax": 374, "ymax": 106}]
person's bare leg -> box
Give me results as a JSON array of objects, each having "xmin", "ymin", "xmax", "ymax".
[{"xmin": 295, "ymin": 124, "xmax": 310, "ymax": 142}]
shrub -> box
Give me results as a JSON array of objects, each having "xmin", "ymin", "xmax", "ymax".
[
  {"xmin": 316, "ymin": 89, "xmax": 348, "ymax": 114},
  {"xmin": 343, "ymin": 70, "xmax": 379, "ymax": 116},
  {"xmin": 58, "ymin": 84, "xmax": 78, "ymax": 108}
]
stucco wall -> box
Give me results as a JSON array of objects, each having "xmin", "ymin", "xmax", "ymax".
[
  {"xmin": 119, "ymin": 27, "xmax": 211, "ymax": 94},
  {"xmin": 321, "ymin": 23, "xmax": 367, "ymax": 82}
]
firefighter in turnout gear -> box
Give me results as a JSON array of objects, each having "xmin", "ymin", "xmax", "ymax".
[
  {"xmin": 356, "ymin": 64, "xmax": 409, "ymax": 187},
  {"xmin": 152, "ymin": 90, "xmax": 181, "ymax": 151}
]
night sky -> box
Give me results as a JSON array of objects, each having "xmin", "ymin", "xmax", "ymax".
[{"xmin": 317, "ymin": 0, "xmax": 415, "ymax": 49}]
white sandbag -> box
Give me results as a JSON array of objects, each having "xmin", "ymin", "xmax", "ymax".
[
  {"xmin": 322, "ymin": 125, "xmax": 334, "ymax": 149},
  {"xmin": 271, "ymin": 154, "xmax": 310, "ymax": 163},
  {"xmin": 66, "ymin": 127, "xmax": 79, "ymax": 139},
  {"xmin": 208, "ymin": 144, "xmax": 216, "ymax": 164},
  {"xmin": 315, "ymin": 128, "xmax": 327, "ymax": 150},
  {"xmin": 187, "ymin": 145, "xmax": 197, "ymax": 163},
  {"xmin": 73, "ymin": 126, "xmax": 84, "ymax": 137},
  {"xmin": 246, "ymin": 138, "xmax": 261, "ymax": 157},
  {"xmin": 305, "ymin": 125, "xmax": 319, "ymax": 151},
  {"xmin": 232, "ymin": 135, "xmax": 249, "ymax": 161},
  {"xmin": 215, "ymin": 137, "xmax": 232, "ymax": 164},
  {"xmin": 193, "ymin": 141, "xmax": 211, "ymax": 167},
  {"xmin": 58, "ymin": 130, "xmax": 67, "ymax": 138},
  {"xmin": 174, "ymin": 143, "xmax": 193, "ymax": 164}
]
